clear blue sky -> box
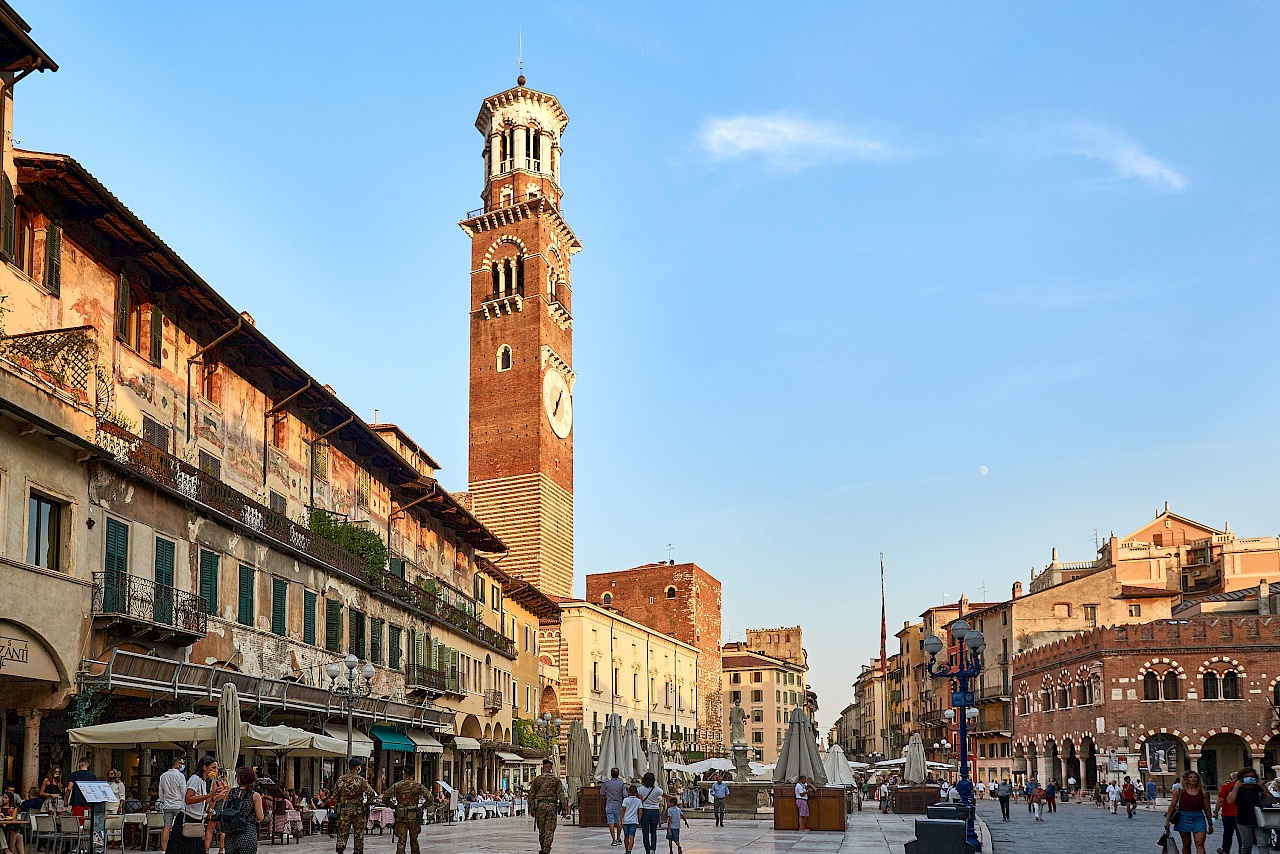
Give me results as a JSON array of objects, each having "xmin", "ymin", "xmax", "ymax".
[{"xmin": 19, "ymin": 2, "xmax": 1280, "ymax": 733}]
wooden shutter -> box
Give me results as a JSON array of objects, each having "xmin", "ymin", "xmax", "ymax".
[
  {"xmin": 389, "ymin": 557, "xmax": 405, "ymax": 579},
  {"xmin": 115, "ymin": 271, "xmax": 131, "ymax": 342},
  {"xmin": 271, "ymin": 577, "xmax": 287, "ymax": 635},
  {"xmin": 303, "ymin": 590, "xmax": 317, "ymax": 646},
  {"xmin": 149, "ymin": 305, "xmax": 163, "ymax": 366},
  {"xmin": 198, "ymin": 550, "xmax": 219, "ymax": 615},
  {"xmin": 388, "ymin": 626, "xmax": 401, "ymax": 670},
  {"xmin": 370, "ymin": 619, "xmax": 383, "ymax": 664},
  {"xmin": 428, "ymin": 637, "xmax": 437, "ymax": 672},
  {"xmin": 237, "ymin": 564, "xmax": 254, "ymax": 626},
  {"xmin": 154, "ymin": 537, "xmax": 175, "ymax": 624},
  {"xmin": 1, "ymin": 174, "xmax": 13, "ymax": 259},
  {"xmin": 103, "ymin": 518, "xmax": 129, "ymax": 612},
  {"xmin": 43, "ymin": 222, "xmax": 61, "ymax": 297},
  {"xmin": 325, "ymin": 599, "xmax": 342, "ymax": 652},
  {"xmin": 447, "ymin": 648, "xmax": 460, "ymax": 693}
]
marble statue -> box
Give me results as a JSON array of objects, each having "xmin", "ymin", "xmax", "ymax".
[{"xmin": 729, "ymin": 699, "xmax": 747, "ymax": 745}]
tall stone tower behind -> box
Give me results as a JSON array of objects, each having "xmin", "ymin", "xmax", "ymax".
[{"xmin": 461, "ymin": 77, "xmax": 580, "ymax": 600}]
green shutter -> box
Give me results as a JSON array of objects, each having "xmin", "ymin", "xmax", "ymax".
[
  {"xmin": 447, "ymin": 648, "xmax": 459, "ymax": 692},
  {"xmin": 115, "ymin": 271, "xmax": 131, "ymax": 343},
  {"xmin": 198, "ymin": 550, "xmax": 219, "ymax": 615},
  {"xmin": 303, "ymin": 590, "xmax": 317, "ymax": 646},
  {"xmin": 1, "ymin": 174, "xmax": 13, "ymax": 259},
  {"xmin": 154, "ymin": 538, "xmax": 175, "ymax": 625},
  {"xmin": 427, "ymin": 636, "xmax": 436, "ymax": 672},
  {"xmin": 370, "ymin": 619, "xmax": 383, "ymax": 665},
  {"xmin": 388, "ymin": 626, "xmax": 401, "ymax": 671},
  {"xmin": 349, "ymin": 611, "xmax": 365, "ymax": 658},
  {"xmin": 44, "ymin": 222, "xmax": 61, "ymax": 297},
  {"xmin": 389, "ymin": 557, "xmax": 405, "ymax": 579},
  {"xmin": 271, "ymin": 577, "xmax": 287, "ymax": 635},
  {"xmin": 237, "ymin": 564, "xmax": 254, "ymax": 626},
  {"xmin": 325, "ymin": 599, "xmax": 341, "ymax": 652},
  {"xmin": 150, "ymin": 305, "xmax": 163, "ymax": 367},
  {"xmin": 103, "ymin": 518, "xmax": 129, "ymax": 612}
]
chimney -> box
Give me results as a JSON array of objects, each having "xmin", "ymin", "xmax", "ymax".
[
  {"xmin": 1051, "ymin": 547, "xmax": 1059, "ymax": 563},
  {"xmin": 1260, "ymin": 580, "xmax": 1271, "ymax": 616},
  {"xmin": 1012, "ymin": 581, "xmax": 1023, "ymax": 600}
]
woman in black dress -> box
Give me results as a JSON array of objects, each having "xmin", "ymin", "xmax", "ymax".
[{"xmin": 221, "ymin": 768, "xmax": 264, "ymax": 854}]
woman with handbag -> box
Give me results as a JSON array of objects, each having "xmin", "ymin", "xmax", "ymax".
[
  {"xmin": 167, "ymin": 756, "xmax": 227, "ymax": 854},
  {"xmin": 1165, "ymin": 770, "xmax": 1214, "ymax": 854}
]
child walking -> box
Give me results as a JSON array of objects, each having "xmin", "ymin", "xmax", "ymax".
[
  {"xmin": 665, "ymin": 795, "xmax": 685, "ymax": 854},
  {"xmin": 621, "ymin": 786, "xmax": 641, "ymax": 854}
]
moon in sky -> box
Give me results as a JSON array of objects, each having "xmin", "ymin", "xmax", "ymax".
[{"xmin": 979, "ymin": 466, "xmax": 989, "ymax": 476}]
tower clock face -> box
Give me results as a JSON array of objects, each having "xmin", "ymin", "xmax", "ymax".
[{"xmin": 542, "ymin": 368, "xmax": 572, "ymax": 439}]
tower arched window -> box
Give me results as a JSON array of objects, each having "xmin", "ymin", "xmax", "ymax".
[
  {"xmin": 497, "ymin": 345, "xmax": 512, "ymax": 372},
  {"xmin": 1163, "ymin": 671, "xmax": 1180, "ymax": 700},
  {"xmin": 665, "ymin": 586, "xmax": 676, "ymax": 599},
  {"xmin": 531, "ymin": 130, "xmax": 542, "ymax": 170},
  {"xmin": 602, "ymin": 593, "xmax": 611, "ymax": 605},
  {"xmin": 1143, "ymin": 671, "xmax": 1160, "ymax": 701},
  {"xmin": 1202, "ymin": 671, "xmax": 1219, "ymax": 700},
  {"xmin": 1273, "ymin": 681, "xmax": 1280, "ymax": 707},
  {"xmin": 503, "ymin": 259, "xmax": 514, "ymax": 296},
  {"xmin": 1222, "ymin": 671, "xmax": 1239, "ymax": 699},
  {"xmin": 516, "ymin": 254, "xmax": 525, "ymax": 295},
  {"xmin": 491, "ymin": 263, "xmax": 501, "ymax": 296}
]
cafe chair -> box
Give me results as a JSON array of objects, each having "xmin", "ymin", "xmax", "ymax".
[
  {"xmin": 142, "ymin": 813, "xmax": 164, "ymax": 851},
  {"xmin": 55, "ymin": 815, "xmax": 83, "ymax": 854},
  {"xmin": 104, "ymin": 815, "xmax": 124, "ymax": 849},
  {"xmin": 32, "ymin": 815, "xmax": 57, "ymax": 852}
]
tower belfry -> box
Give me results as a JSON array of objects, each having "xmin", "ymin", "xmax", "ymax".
[{"xmin": 461, "ymin": 78, "xmax": 580, "ymax": 599}]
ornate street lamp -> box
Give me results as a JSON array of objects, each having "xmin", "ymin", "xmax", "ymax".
[
  {"xmin": 326, "ymin": 653, "xmax": 376, "ymax": 764},
  {"xmin": 534, "ymin": 711, "xmax": 562, "ymax": 760},
  {"xmin": 923, "ymin": 619, "xmax": 985, "ymax": 852}
]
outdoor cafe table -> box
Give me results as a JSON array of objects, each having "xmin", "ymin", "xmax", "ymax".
[
  {"xmin": 366, "ymin": 807, "xmax": 394, "ymax": 832},
  {"xmin": 122, "ymin": 814, "xmax": 148, "ymax": 848}
]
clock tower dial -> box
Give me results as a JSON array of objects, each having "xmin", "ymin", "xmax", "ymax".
[{"xmin": 461, "ymin": 77, "xmax": 580, "ymax": 600}]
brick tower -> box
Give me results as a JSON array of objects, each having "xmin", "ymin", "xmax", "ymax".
[{"xmin": 461, "ymin": 77, "xmax": 581, "ymax": 599}]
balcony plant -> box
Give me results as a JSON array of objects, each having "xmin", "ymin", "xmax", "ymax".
[{"xmin": 308, "ymin": 507, "xmax": 389, "ymax": 582}]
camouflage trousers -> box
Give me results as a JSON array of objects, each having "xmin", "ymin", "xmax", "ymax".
[
  {"xmin": 393, "ymin": 818, "xmax": 421, "ymax": 854},
  {"xmin": 533, "ymin": 804, "xmax": 559, "ymax": 853},
  {"xmin": 334, "ymin": 805, "xmax": 367, "ymax": 854}
]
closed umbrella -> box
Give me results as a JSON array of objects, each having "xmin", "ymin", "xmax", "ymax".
[
  {"xmin": 621, "ymin": 719, "xmax": 646, "ymax": 782},
  {"xmin": 592, "ymin": 713, "xmax": 625, "ymax": 782},
  {"xmin": 566, "ymin": 721, "xmax": 592, "ymax": 807},
  {"xmin": 822, "ymin": 744, "xmax": 857, "ymax": 787},
  {"xmin": 773, "ymin": 708, "xmax": 827, "ymax": 786},
  {"xmin": 647, "ymin": 741, "xmax": 665, "ymax": 788},
  {"xmin": 216, "ymin": 682, "xmax": 242, "ymax": 784}
]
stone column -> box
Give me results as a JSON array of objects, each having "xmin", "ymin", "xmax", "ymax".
[
  {"xmin": 140, "ymin": 748, "xmax": 153, "ymax": 801},
  {"xmin": 284, "ymin": 757, "xmax": 295, "ymax": 789},
  {"xmin": 19, "ymin": 709, "xmax": 44, "ymax": 795},
  {"xmin": 489, "ymin": 134, "xmax": 501, "ymax": 177},
  {"xmin": 514, "ymin": 126, "xmax": 527, "ymax": 171}
]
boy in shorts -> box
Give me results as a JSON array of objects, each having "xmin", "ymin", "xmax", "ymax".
[
  {"xmin": 621, "ymin": 786, "xmax": 641, "ymax": 854},
  {"xmin": 665, "ymin": 795, "xmax": 685, "ymax": 854}
]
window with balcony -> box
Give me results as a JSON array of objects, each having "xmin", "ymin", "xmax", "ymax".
[
  {"xmin": 154, "ymin": 537, "xmax": 175, "ymax": 623},
  {"xmin": 269, "ymin": 491, "xmax": 287, "ymax": 516},
  {"xmin": 142, "ymin": 416, "xmax": 170, "ymax": 453},
  {"xmin": 25, "ymin": 492, "xmax": 62, "ymax": 570},
  {"xmin": 198, "ymin": 450, "xmax": 222, "ymax": 480}
]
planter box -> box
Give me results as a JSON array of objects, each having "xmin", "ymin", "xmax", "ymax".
[{"xmin": 772, "ymin": 786, "xmax": 847, "ymax": 832}]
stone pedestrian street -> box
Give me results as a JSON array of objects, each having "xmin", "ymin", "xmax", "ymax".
[
  {"xmin": 976, "ymin": 795, "xmax": 1167, "ymax": 853},
  {"xmin": 270, "ymin": 809, "xmax": 922, "ymax": 854}
]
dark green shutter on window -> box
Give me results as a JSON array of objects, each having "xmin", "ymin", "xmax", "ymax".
[
  {"xmin": 150, "ymin": 305, "xmax": 163, "ymax": 367},
  {"xmin": 43, "ymin": 222, "xmax": 61, "ymax": 297},
  {"xmin": 115, "ymin": 271, "xmax": 130, "ymax": 343},
  {"xmin": 199, "ymin": 550, "xmax": 219, "ymax": 615},
  {"xmin": 389, "ymin": 557, "xmax": 405, "ymax": 579},
  {"xmin": 303, "ymin": 591, "xmax": 317, "ymax": 646},
  {"xmin": 325, "ymin": 599, "xmax": 341, "ymax": 652},
  {"xmin": 1, "ymin": 174, "xmax": 14, "ymax": 259},
  {"xmin": 369, "ymin": 619, "xmax": 383, "ymax": 665},
  {"xmin": 237, "ymin": 564, "xmax": 254, "ymax": 626},
  {"xmin": 154, "ymin": 538, "xmax": 175, "ymax": 625},
  {"xmin": 272, "ymin": 577, "xmax": 287, "ymax": 635},
  {"xmin": 349, "ymin": 611, "xmax": 366, "ymax": 658},
  {"xmin": 103, "ymin": 518, "xmax": 129, "ymax": 612},
  {"xmin": 388, "ymin": 626, "xmax": 401, "ymax": 670}
]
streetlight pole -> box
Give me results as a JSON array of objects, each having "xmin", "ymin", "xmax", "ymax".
[
  {"xmin": 923, "ymin": 619, "xmax": 984, "ymax": 853},
  {"xmin": 535, "ymin": 712, "xmax": 562, "ymax": 762},
  {"xmin": 326, "ymin": 653, "xmax": 376, "ymax": 765}
]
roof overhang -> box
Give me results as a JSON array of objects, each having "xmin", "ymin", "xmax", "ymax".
[{"xmin": 0, "ymin": 1, "xmax": 56, "ymax": 74}]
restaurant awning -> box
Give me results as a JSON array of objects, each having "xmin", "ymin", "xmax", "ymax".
[
  {"xmin": 406, "ymin": 731, "xmax": 443, "ymax": 754},
  {"xmin": 370, "ymin": 725, "xmax": 415, "ymax": 753},
  {"xmin": 451, "ymin": 737, "xmax": 482, "ymax": 751},
  {"xmin": 324, "ymin": 725, "xmax": 374, "ymax": 752},
  {"xmin": 497, "ymin": 751, "xmax": 524, "ymax": 763}
]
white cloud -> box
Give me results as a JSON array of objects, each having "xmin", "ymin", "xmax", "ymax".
[
  {"xmin": 1061, "ymin": 121, "xmax": 1187, "ymax": 191},
  {"xmin": 697, "ymin": 112, "xmax": 899, "ymax": 170}
]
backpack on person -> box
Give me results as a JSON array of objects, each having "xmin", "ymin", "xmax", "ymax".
[{"xmin": 219, "ymin": 788, "xmax": 251, "ymax": 835}]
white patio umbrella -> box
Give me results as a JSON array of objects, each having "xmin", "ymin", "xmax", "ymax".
[
  {"xmin": 69, "ymin": 713, "xmax": 287, "ymax": 751},
  {"xmin": 566, "ymin": 721, "xmax": 593, "ymax": 807},
  {"xmin": 621, "ymin": 719, "xmax": 646, "ymax": 782},
  {"xmin": 216, "ymin": 683, "xmax": 242, "ymax": 781},
  {"xmin": 267, "ymin": 726, "xmax": 359, "ymax": 758},
  {"xmin": 681, "ymin": 757, "xmax": 734, "ymax": 776},
  {"xmin": 647, "ymin": 740, "xmax": 665, "ymax": 787},
  {"xmin": 822, "ymin": 744, "xmax": 857, "ymax": 787},
  {"xmin": 773, "ymin": 708, "xmax": 828, "ymax": 786},
  {"xmin": 593, "ymin": 713, "xmax": 626, "ymax": 782}
]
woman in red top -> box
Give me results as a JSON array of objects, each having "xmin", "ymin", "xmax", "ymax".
[
  {"xmin": 1214, "ymin": 771, "xmax": 1239, "ymax": 854},
  {"xmin": 1164, "ymin": 770, "xmax": 1214, "ymax": 854}
]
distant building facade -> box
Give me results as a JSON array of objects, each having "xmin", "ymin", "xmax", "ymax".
[{"xmin": 720, "ymin": 641, "xmax": 808, "ymax": 764}]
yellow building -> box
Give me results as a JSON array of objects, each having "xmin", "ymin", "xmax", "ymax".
[{"xmin": 720, "ymin": 642, "xmax": 808, "ymax": 764}]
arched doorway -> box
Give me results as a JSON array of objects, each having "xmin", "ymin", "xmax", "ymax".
[
  {"xmin": 1198, "ymin": 732, "xmax": 1250, "ymax": 790},
  {"xmin": 1061, "ymin": 738, "xmax": 1080, "ymax": 792},
  {"xmin": 1013, "ymin": 742, "xmax": 1028, "ymax": 785},
  {"xmin": 1264, "ymin": 734, "xmax": 1280, "ymax": 774},
  {"xmin": 1043, "ymin": 737, "xmax": 1061, "ymax": 785},
  {"xmin": 1026, "ymin": 741, "xmax": 1039, "ymax": 783},
  {"xmin": 1079, "ymin": 736, "xmax": 1098, "ymax": 789}
]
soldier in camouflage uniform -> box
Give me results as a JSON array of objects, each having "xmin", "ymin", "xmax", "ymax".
[
  {"xmin": 382, "ymin": 766, "xmax": 428, "ymax": 854},
  {"xmin": 528, "ymin": 759, "xmax": 567, "ymax": 854},
  {"xmin": 334, "ymin": 757, "xmax": 375, "ymax": 854}
]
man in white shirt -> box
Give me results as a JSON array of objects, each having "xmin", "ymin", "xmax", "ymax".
[
  {"xmin": 158, "ymin": 756, "xmax": 187, "ymax": 850},
  {"xmin": 975, "ymin": 781, "xmax": 985, "ymax": 800},
  {"xmin": 878, "ymin": 781, "xmax": 891, "ymax": 814},
  {"xmin": 794, "ymin": 776, "xmax": 816, "ymax": 831},
  {"xmin": 1106, "ymin": 781, "xmax": 1121, "ymax": 814}
]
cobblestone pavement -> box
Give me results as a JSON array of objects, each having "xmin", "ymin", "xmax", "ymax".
[
  {"xmin": 206, "ymin": 808, "xmax": 928, "ymax": 854},
  {"xmin": 976, "ymin": 795, "xmax": 1167, "ymax": 852}
]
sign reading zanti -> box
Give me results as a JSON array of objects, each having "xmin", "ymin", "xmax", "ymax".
[{"xmin": 0, "ymin": 622, "xmax": 59, "ymax": 682}]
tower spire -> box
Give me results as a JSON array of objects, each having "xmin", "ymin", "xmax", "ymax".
[{"xmin": 518, "ymin": 30, "xmax": 524, "ymax": 86}]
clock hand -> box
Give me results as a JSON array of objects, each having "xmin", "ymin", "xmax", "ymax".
[{"xmin": 553, "ymin": 389, "xmax": 563, "ymax": 416}]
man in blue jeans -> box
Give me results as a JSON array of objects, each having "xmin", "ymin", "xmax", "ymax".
[
  {"xmin": 601, "ymin": 767, "xmax": 627, "ymax": 847},
  {"xmin": 708, "ymin": 774, "xmax": 729, "ymax": 827}
]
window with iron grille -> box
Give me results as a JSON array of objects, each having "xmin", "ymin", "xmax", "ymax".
[
  {"xmin": 269, "ymin": 491, "xmax": 287, "ymax": 516},
  {"xmin": 142, "ymin": 416, "xmax": 170, "ymax": 452},
  {"xmin": 357, "ymin": 470, "xmax": 371, "ymax": 509},
  {"xmin": 198, "ymin": 450, "xmax": 221, "ymax": 480}
]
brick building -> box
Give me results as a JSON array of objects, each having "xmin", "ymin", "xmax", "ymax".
[
  {"xmin": 1012, "ymin": 613, "xmax": 1280, "ymax": 792},
  {"xmin": 585, "ymin": 561, "xmax": 723, "ymax": 751}
]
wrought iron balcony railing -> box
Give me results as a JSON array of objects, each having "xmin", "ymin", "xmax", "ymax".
[
  {"xmin": 406, "ymin": 664, "xmax": 449, "ymax": 693},
  {"xmin": 92, "ymin": 571, "xmax": 207, "ymax": 638}
]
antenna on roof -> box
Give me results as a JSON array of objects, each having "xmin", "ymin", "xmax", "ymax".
[
  {"xmin": 517, "ymin": 29, "xmax": 524, "ymax": 85},
  {"xmin": 666, "ymin": 543, "xmax": 674, "ymax": 563}
]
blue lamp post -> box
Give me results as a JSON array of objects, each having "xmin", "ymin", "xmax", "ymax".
[{"xmin": 923, "ymin": 619, "xmax": 985, "ymax": 853}]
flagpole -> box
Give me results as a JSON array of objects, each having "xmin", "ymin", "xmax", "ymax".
[{"xmin": 880, "ymin": 553, "xmax": 888, "ymax": 762}]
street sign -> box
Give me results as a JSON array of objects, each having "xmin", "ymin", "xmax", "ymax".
[{"xmin": 951, "ymin": 691, "xmax": 974, "ymax": 707}]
